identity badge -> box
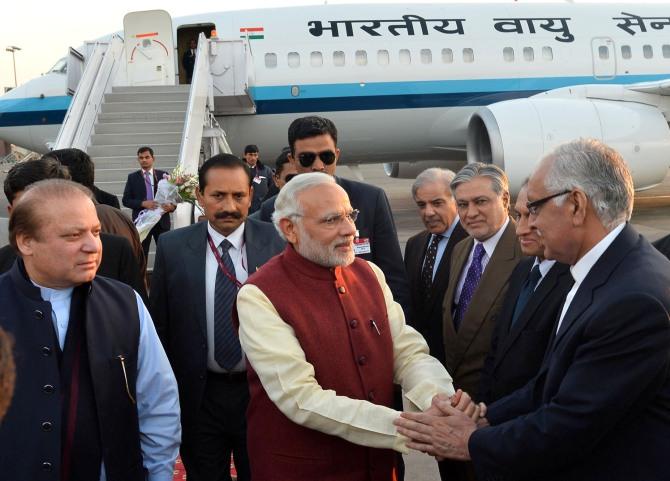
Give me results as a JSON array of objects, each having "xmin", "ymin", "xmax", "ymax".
[{"xmin": 354, "ymin": 237, "xmax": 371, "ymax": 255}]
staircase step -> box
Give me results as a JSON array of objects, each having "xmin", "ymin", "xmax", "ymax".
[
  {"xmin": 105, "ymin": 92, "xmax": 190, "ymax": 103},
  {"xmin": 101, "ymin": 101, "xmax": 188, "ymax": 113},
  {"xmin": 97, "ymin": 111, "xmax": 186, "ymax": 123},
  {"xmin": 94, "ymin": 121, "xmax": 184, "ymax": 134},
  {"xmin": 112, "ymin": 85, "xmax": 191, "ymax": 94},
  {"xmin": 88, "ymin": 143, "xmax": 180, "ymax": 157},
  {"xmin": 90, "ymin": 132, "xmax": 182, "ymax": 145},
  {"xmin": 94, "ymin": 165, "xmax": 178, "ymax": 182},
  {"xmin": 93, "ymin": 154, "xmax": 179, "ymax": 168}
]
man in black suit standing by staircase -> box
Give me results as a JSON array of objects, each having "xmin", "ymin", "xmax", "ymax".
[{"xmin": 122, "ymin": 146, "xmax": 176, "ymax": 259}]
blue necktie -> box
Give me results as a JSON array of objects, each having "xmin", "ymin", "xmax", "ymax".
[
  {"xmin": 453, "ymin": 243, "xmax": 486, "ymax": 331},
  {"xmin": 213, "ymin": 239, "xmax": 242, "ymax": 370},
  {"xmin": 144, "ymin": 171, "xmax": 154, "ymax": 201},
  {"xmin": 510, "ymin": 264, "xmax": 543, "ymax": 330}
]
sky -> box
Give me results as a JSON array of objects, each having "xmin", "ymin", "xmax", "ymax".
[{"xmin": 1, "ymin": 0, "xmax": 667, "ymax": 90}]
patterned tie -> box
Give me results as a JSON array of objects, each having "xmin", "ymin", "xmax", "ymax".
[
  {"xmin": 144, "ymin": 171, "xmax": 154, "ymax": 201},
  {"xmin": 453, "ymin": 243, "xmax": 486, "ymax": 331},
  {"xmin": 213, "ymin": 239, "xmax": 242, "ymax": 370},
  {"xmin": 421, "ymin": 234, "xmax": 442, "ymax": 299},
  {"xmin": 510, "ymin": 264, "xmax": 543, "ymax": 330}
]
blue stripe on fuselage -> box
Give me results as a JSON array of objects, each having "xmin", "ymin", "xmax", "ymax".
[{"xmin": 1, "ymin": 74, "xmax": 668, "ymax": 126}]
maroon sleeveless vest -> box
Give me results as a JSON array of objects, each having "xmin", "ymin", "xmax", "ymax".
[{"xmin": 242, "ymin": 245, "xmax": 396, "ymax": 481}]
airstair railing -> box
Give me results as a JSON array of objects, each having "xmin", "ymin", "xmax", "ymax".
[{"xmin": 53, "ymin": 35, "xmax": 125, "ymax": 150}]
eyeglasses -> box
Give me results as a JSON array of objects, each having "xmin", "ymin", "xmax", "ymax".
[
  {"xmin": 526, "ymin": 189, "xmax": 571, "ymax": 216},
  {"xmin": 293, "ymin": 209, "xmax": 359, "ymax": 228},
  {"xmin": 297, "ymin": 150, "xmax": 337, "ymax": 167}
]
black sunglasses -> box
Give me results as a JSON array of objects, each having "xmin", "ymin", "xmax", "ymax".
[{"xmin": 297, "ymin": 150, "xmax": 337, "ymax": 167}]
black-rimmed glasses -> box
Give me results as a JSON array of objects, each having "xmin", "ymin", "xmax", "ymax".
[{"xmin": 526, "ymin": 190, "xmax": 571, "ymax": 216}]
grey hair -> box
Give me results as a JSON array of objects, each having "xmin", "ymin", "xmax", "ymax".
[
  {"xmin": 451, "ymin": 162, "xmax": 509, "ymax": 197},
  {"xmin": 543, "ymin": 138, "xmax": 633, "ymax": 230},
  {"xmin": 272, "ymin": 172, "xmax": 336, "ymax": 240},
  {"xmin": 411, "ymin": 168, "xmax": 456, "ymax": 198}
]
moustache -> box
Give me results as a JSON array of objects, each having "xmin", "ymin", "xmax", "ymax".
[{"xmin": 215, "ymin": 211, "xmax": 242, "ymax": 220}]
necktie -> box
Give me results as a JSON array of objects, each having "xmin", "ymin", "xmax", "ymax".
[
  {"xmin": 510, "ymin": 264, "xmax": 543, "ymax": 330},
  {"xmin": 453, "ymin": 243, "xmax": 486, "ymax": 331},
  {"xmin": 421, "ymin": 234, "xmax": 442, "ymax": 299},
  {"xmin": 144, "ymin": 171, "xmax": 154, "ymax": 201},
  {"xmin": 214, "ymin": 240, "xmax": 242, "ymax": 370}
]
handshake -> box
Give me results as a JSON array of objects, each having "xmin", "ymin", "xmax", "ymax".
[{"xmin": 393, "ymin": 389, "xmax": 487, "ymax": 461}]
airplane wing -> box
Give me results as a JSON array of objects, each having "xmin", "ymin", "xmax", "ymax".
[{"xmin": 626, "ymin": 79, "xmax": 670, "ymax": 96}]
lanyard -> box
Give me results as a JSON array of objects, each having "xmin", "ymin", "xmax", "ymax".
[{"xmin": 207, "ymin": 234, "xmax": 243, "ymax": 289}]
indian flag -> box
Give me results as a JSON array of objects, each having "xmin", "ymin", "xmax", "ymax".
[{"xmin": 240, "ymin": 27, "xmax": 264, "ymax": 40}]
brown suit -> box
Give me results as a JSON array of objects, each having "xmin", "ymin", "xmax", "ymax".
[{"xmin": 441, "ymin": 219, "xmax": 522, "ymax": 397}]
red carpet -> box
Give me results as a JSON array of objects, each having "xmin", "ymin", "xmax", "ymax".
[{"xmin": 172, "ymin": 456, "xmax": 238, "ymax": 480}]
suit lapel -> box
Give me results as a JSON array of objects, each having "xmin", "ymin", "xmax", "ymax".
[
  {"xmin": 244, "ymin": 219, "xmax": 271, "ymax": 274},
  {"xmin": 442, "ymin": 237, "xmax": 472, "ymax": 362},
  {"xmin": 428, "ymin": 222, "xmax": 466, "ymax": 314},
  {"xmin": 186, "ymin": 222, "xmax": 208, "ymax": 340},
  {"xmin": 452, "ymin": 221, "xmax": 520, "ymax": 367}
]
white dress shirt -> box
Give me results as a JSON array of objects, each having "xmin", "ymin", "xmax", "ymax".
[
  {"xmin": 36, "ymin": 284, "xmax": 181, "ymax": 481},
  {"xmin": 422, "ymin": 217, "xmax": 461, "ymax": 281},
  {"xmin": 205, "ymin": 221, "xmax": 248, "ymax": 372},
  {"xmin": 556, "ymin": 223, "xmax": 626, "ymax": 332},
  {"xmin": 455, "ymin": 218, "xmax": 510, "ymax": 303},
  {"xmin": 534, "ymin": 257, "xmax": 557, "ymax": 290}
]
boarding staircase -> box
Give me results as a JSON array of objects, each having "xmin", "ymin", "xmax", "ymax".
[{"xmin": 52, "ymin": 11, "xmax": 255, "ymax": 264}]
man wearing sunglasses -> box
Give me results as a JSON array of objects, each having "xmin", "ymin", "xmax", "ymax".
[
  {"xmin": 395, "ymin": 139, "xmax": 670, "ymax": 481},
  {"xmin": 253, "ymin": 116, "xmax": 411, "ymax": 318}
]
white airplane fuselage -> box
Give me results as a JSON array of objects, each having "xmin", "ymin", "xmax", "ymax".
[{"xmin": 1, "ymin": 3, "xmax": 670, "ymax": 187}]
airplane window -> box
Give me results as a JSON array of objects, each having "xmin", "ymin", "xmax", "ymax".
[
  {"xmin": 311, "ymin": 51, "xmax": 323, "ymax": 67},
  {"xmin": 523, "ymin": 47, "xmax": 534, "ymax": 62},
  {"xmin": 503, "ymin": 47, "xmax": 514, "ymax": 62},
  {"xmin": 420, "ymin": 49, "xmax": 432, "ymax": 64},
  {"xmin": 442, "ymin": 48, "xmax": 454, "ymax": 63},
  {"xmin": 643, "ymin": 45, "xmax": 653, "ymax": 59},
  {"xmin": 463, "ymin": 48, "xmax": 474, "ymax": 63},
  {"xmin": 543, "ymin": 46, "xmax": 554, "ymax": 61},
  {"xmin": 356, "ymin": 50, "xmax": 368, "ymax": 66},
  {"xmin": 378, "ymin": 50, "xmax": 390, "ymax": 65},
  {"xmin": 288, "ymin": 52, "xmax": 300, "ymax": 68},
  {"xmin": 264, "ymin": 53, "xmax": 277, "ymax": 68},
  {"xmin": 663, "ymin": 45, "xmax": 670, "ymax": 59},
  {"xmin": 333, "ymin": 51, "xmax": 346, "ymax": 67},
  {"xmin": 621, "ymin": 45, "xmax": 632, "ymax": 59},
  {"xmin": 598, "ymin": 46, "xmax": 610, "ymax": 60},
  {"xmin": 399, "ymin": 49, "xmax": 411, "ymax": 65},
  {"xmin": 47, "ymin": 58, "xmax": 68, "ymax": 74}
]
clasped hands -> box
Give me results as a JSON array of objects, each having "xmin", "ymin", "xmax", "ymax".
[{"xmin": 393, "ymin": 389, "xmax": 488, "ymax": 461}]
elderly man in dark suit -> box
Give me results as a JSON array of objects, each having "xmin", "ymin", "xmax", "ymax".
[
  {"xmin": 252, "ymin": 116, "xmax": 411, "ymax": 318},
  {"xmin": 405, "ymin": 168, "xmax": 467, "ymax": 364},
  {"xmin": 150, "ymin": 154, "xmax": 285, "ymax": 481},
  {"xmin": 122, "ymin": 146, "xmax": 176, "ymax": 259},
  {"xmin": 478, "ymin": 181, "xmax": 573, "ymax": 404},
  {"xmin": 396, "ymin": 139, "xmax": 670, "ymax": 481}
]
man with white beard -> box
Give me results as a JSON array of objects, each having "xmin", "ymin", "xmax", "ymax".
[{"xmin": 234, "ymin": 172, "xmax": 463, "ymax": 481}]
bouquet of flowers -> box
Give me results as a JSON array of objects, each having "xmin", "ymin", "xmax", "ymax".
[{"xmin": 134, "ymin": 166, "xmax": 198, "ymax": 241}]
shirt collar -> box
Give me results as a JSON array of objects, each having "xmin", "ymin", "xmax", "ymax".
[
  {"xmin": 475, "ymin": 217, "xmax": 510, "ymax": 259},
  {"xmin": 535, "ymin": 257, "xmax": 556, "ymax": 278},
  {"xmin": 142, "ymin": 168, "xmax": 154, "ymax": 176},
  {"xmin": 570, "ymin": 223, "xmax": 625, "ymax": 284},
  {"xmin": 435, "ymin": 216, "xmax": 460, "ymax": 241},
  {"xmin": 31, "ymin": 280, "xmax": 74, "ymax": 303},
  {"xmin": 207, "ymin": 221, "xmax": 245, "ymax": 251}
]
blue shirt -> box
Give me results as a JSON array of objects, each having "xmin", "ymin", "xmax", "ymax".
[
  {"xmin": 422, "ymin": 217, "xmax": 461, "ymax": 281},
  {"xmin": 37, "ymin": 284, "xmax": 181, "ymax": 481}
]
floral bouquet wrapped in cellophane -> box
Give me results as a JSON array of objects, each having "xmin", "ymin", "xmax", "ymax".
[{"xmin": 134, "ymin": 166, "xmax": 198, "ymax": 241}]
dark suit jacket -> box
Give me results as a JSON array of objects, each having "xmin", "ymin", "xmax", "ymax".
[
  {"xmin": 478, "ymin": 258, "xmax": 572, "ymax": 404},
  {"xmin": 441, "ymin": 220, "xmax": 523, "ymax": 397},
  {"xmin": 122, "ymin": 169, "xmax": 170, "ymax": 231},
  {"xmin": 470, "ymin": 224, "xmax": 670, "ymax": 481},
  {"xmin": 0, "ymin": 234, "xmax": 147, "ymax": 301},
  {"xmin": 249, "ymin": 161, "xmax": 274, "ymax": 215},
  {"xmin": 149, "ymin": 218, "xmax": 285, "ymax": 441},
  {"xmin": 404, "ymin": 222, "xmax": 468, "ymax": 364},
  {"xmin": 252, "ymin": 175, "xmax": 411, "ymax": 317},
  {"xmin": 182, "ymin": 48, "xmax": 196, "ymax": 76},
  {"xmin": 93, "ymin": 186, "xmax": 121, "ymax": 209}
]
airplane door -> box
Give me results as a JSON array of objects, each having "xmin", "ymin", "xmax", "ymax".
[
  {"xmin": 124, "ymin": 10, "xmax": 176, "ymax": 86},
  {"xmin": 591, "ymin": 37, "xmax": 616, "ymax": 80},
  {"xmin": 66, "ymin": 47, "xmax": 84, "ymax": 95}
]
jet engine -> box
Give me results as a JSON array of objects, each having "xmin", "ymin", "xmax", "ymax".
[{"xmin": 466, "ymin": 98, "xmax": 670, "ymax": 194}]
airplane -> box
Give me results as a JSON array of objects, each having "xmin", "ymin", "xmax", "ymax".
[{"xmin": 1, "ymin": 3, "xmax": 670, "ymax": 193}]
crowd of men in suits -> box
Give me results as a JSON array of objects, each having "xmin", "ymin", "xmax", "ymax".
[{"xmin": 0, "ymin": 114, "xmax": 668, "ymax": 481}]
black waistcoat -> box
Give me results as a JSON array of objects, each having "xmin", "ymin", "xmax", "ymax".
[{"xmin": 0, "ymin": 260, "xmax": 145, "ymax": 481}]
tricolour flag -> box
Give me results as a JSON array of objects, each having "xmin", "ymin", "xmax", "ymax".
[{"xmin": 240, "ymin": 27, "xmax": 264, "ymax": 40}]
